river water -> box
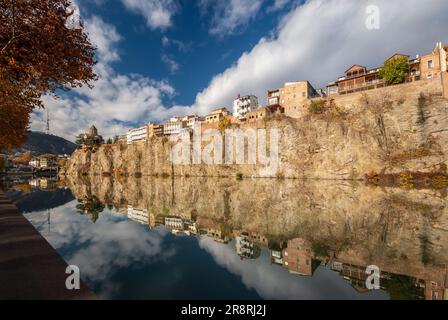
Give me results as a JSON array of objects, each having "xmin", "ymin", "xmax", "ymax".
[{"xmin": 4, "ymin": 176, "xmax": 448, "ymax": 300}]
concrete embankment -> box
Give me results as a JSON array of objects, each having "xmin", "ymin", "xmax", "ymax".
[{"xmin": 0, "ymin": 191, "xmax": 96, "ymax": 300}]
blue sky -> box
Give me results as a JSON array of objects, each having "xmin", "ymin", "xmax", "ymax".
[
  {"xmin": 30, "ymin": 0, "xmax": 448, "ymax": 141},
  {"xmin": 79, "ymin": 0, "xmax": 298, "ymax": 106}
]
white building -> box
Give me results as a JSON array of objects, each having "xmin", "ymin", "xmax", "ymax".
[
  {"xmin": 127, "ymin": 206, "xmax": 149, "ymax": 225},
  {"xmin": 233, "ymin": 95, "xmax": 259, "ymax": 120},
  {"xmin": 182, "ymin": 115, "xmax": 203, "ymax": 130},
  {"xmin": 127, "ymin": 125, "xmax": 148, "ymax": 145},
  {"xmin": 163, "ymin": 117, "xmax": 188, "ymax": 136}
]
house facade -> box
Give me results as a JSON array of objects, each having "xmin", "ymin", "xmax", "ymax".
[
  {"xmin": 246, "ymin": 104, "xmax": 284, "ymax": 123},
  {"xmin": 204, "ymin": 107, "xmax": 230, "ymax": 124},
  {"xmin": 268, "ymin": 81, "xmax": 320, "ymax": 118},
  {"xmin": 327, "ymin": 42, "xmax": 448, "ymax": 96}
]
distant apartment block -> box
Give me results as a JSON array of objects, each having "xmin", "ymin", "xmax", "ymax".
[
  {"xmin": 127, "ymin": 125, "xmax": 148, "ymax": 145},
  {"xmin": 327, "ymin": 41, "xmax": 448, "ymax": 96},
  {"xmin": 163, "ymin": 117, "xmax": 188, "ymax": 135},
  {"xmin": 233, "ymin": 94, "xmax": 259, "ymax": 120}
]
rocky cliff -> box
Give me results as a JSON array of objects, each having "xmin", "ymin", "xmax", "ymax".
[{"xmin": 64, "ymin": 81, "xmax": 448, "ymax": 180}]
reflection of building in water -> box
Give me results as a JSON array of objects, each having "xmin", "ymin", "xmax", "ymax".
[
  {"xmin": 282, "ymin": 238, "xmax": 319, "ymax": 276},
  {"xmin": 29, "ymin": 178, "xmax": 57, "ymax": 191},
  {"xmin": 331, "ymin": 262, "xmax": 375, "ymax": 293},
  {"xmin": 235, "ymin": 233, "xmax": 261, "ymax": 260},
  {"xmin": 425, "ymin": 279, "xmax": 448, "ymax": 300},
  {"xmin": 127, "ymin": 206, "xmax": 149, "ymax": 225},
  {"xmin": 271, "ymin": 250, "xmax": 283, "ymax": 265},
  {"xmin": 164, "ymin": 217, "xmax": 184, "ymax": 230},
  {"xmin": 196, "ymin": 217, "xmax": 230, "ymax": 243}
]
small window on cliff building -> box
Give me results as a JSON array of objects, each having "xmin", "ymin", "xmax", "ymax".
[{"xmin": 428, "ymin": 60, "xmax": 433, "ymax": 68}]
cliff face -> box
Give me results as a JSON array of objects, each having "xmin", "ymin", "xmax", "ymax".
[{"xmin": 65, "ymin": 81, "xmax": 448, "ymax": 180}]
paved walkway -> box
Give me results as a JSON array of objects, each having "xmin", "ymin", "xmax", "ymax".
[{"xmin": 0, "ymin": 191, "xmax": 96, "ymax": 299}]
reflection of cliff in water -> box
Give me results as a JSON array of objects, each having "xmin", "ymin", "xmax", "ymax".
[{"xmin": 64, "ymin": 175, "xmax": 448, "ymax": 300}]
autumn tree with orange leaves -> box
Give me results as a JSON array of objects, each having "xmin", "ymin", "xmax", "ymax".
[{"xmin": 0, "ymin": 0, "xmax": 97, "ymax": 151}]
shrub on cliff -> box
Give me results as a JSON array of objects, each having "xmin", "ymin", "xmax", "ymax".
[{"xmin": 308, "ymin": 100, "xmax": 327, "ymax": 114}]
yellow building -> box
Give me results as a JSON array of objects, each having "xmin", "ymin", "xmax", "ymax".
[{"xmin": 204, "ymin": 107, "xmax": 230, "ymax": 124}]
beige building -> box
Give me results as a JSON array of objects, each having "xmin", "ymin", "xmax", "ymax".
[
  {"xmin": 246, "ymin": 104, "xmax": 284, "ymax": 123},
  {"xmin": 147, "ymin": 124, "xmax": 164, "ymax": 138},
  {"xmin": 204, "ymin": 107, "xmax": 230, "ymax": 124},
  {"xmin": 268, "ymin": 81, "xmax": 320, "ymax": 118}
]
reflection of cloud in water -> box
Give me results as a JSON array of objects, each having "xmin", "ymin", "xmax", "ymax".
[
  {"xmin": 198, "ymin": 237, "xmax": 389, "ymax": 300},
  {"xmin": 25, "ymin": 200, "xmax": 173, "ymax": 298}
]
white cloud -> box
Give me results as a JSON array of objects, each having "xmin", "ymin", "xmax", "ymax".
[
  {"xmin": 199, "ymin": 0, "xmax": 265, "ymax": 36},
  {"xmin": 120, "ymin": 0, "xmax": 177, "ymax": 30},
  {"xmin": 25, "ymin": 202, "xmax": 174, "ymax": 298},
  {"xmin": 161, "ymin": 36, "xmax": 192, "ymax": 53},
  {"xmin": 30, "ymin": 15, "xmax": 178, "ymax": 141},
  {"xmin": 161, "ymin": 54, "xmax": 180, "ymax": 74},
  {"xmin": 267, "ymin": 0, "xmax": 291, "ymax": 13},
  {"xmin": 192, "ymin": 0, "xmax": 448, "ymax": 112},
  {"xmin": 198, "ymin": 237, "xmax": 388, "ymax": 299}
]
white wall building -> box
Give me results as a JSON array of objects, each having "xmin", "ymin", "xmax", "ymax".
[
  {"xmin": 163, "ymin": 117, "xmax": 188, "ymax": 135},
  {"xmin": 233, "ymin": 95, "xmax": 259, "ymax": 119},
  {"xmin": 127, "ymin": 125, "xmax": 148, "ymax": 145},
  {"xmin": 127, "ymin": 206, "xmax": 149, "ymax": 225}
]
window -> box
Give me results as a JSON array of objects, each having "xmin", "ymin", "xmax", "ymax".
[
  {"xmin": 428, "ymin": 60, "xmax": 433, "ymax": 68},
  {"xmin": 427, "ymin": 73, "xmax": 433, "ymax": 79}
]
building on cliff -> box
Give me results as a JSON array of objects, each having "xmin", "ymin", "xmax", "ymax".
[
  {"xmin": 233, "ymin": 94, "xmax": 259, "ymax": 120},
  {"xmin": 326, "ymin": 41, "xmax": 448, "ymax": 96},
  {"xmin": 246, "ymin": 104, "xmax": 284, "ymax": 123},
  {"xmin": 163, "ymin": 117, "xmax": 189, "ymax": 135},
  {"xmin": 267, "ymin": 81, "xmax": 321, "ymax": 119},
  {"xmin": 127, "ymin": 125, "xmax": 148, "ymax": 144},
  {"xmin": 77, "ymin": 125, "xmax": 104, "ymax": 148},
  {"xmin": 204, "ymin": 107, "xmax": 231, "ymax": 124}
]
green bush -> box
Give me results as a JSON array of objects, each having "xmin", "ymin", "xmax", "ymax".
[
  {"xmin": 236, "ymin": 172, "xmax": 243, "ymax": 180},
  {"xmin": 308, "ymin": 100, "xmax": 327, "ymax": 114}
]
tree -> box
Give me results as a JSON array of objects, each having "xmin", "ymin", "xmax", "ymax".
[
  {"xmin": 11, "ymin": 151, "xmax": 31, "ymax": 164},
  {"xmin": 107, "ymin": 138, "xmax": 113, "ymax": 144},
  {"xmin": 0, "ymin": 0, "xmax": 97, "ymax": 151},
  {"xmin": 378, "ymin": 57, "xmax": 410, "ymax": 85},
  {"xmin": 75, "ymin": 134, "xmax": 84, "ymax": 149}
]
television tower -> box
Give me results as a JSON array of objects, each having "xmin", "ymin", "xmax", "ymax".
[{"xmin": 45, "ymin": 108, "xmax": 50, "ymax": 135}]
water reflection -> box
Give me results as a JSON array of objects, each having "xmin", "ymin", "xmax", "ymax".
[{"xmin": 9, "ymin": 176, "xmax": 448, "ymax": 299}]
